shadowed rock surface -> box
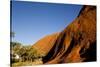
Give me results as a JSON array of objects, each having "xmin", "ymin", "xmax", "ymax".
[{"xmin": 33, "ymin": 5, "xmax": 96, "ymax": 64}]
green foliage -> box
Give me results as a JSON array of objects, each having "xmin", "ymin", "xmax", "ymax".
[
  {"xmin": 11, "ymin": 42, "xmax": 45, "ymax": 66},
  {"xmin": 11, "ymin": 42, "xmax": 22, "ymax": 49},
  {"xmin": 11, "ymin": 45, "xmax": 44, "ymax": 62},
  {"xmin": 11, "ymin": 42, "xmax": 22, "ymax": 54},
  {"xmin": 10, "ymin": 32, "xmax": 44, "ymax": 66}
]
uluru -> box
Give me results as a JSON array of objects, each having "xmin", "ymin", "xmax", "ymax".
[{"xmin": 32, "ymin": 5, "xmax": 96, "ymax": 64}]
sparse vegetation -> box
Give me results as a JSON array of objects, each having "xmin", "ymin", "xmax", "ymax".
[
  {"xmin": 11, "ymin": 42, "xmax": 45, "ymax": 66},
  {"xmin": 10, "ymin": 32, "xmax": 46, "ymax": 66}
]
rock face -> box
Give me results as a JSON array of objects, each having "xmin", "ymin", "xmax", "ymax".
[
  {"xmin": 33, "ymin": 33, "xmax": 59, "ymax": 56},
  {"xmin": 33, "ymin": 5, "xmax": 96, "ymax": 64}
]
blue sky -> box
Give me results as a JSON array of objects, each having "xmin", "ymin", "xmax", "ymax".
[{"xmin": 11, "ymin": 1, "xmax": 83, "ymax": 45}]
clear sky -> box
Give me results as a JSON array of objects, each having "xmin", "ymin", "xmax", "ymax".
[{"xmin": 11, "ymin": 0, "xmax": 83, "ymax": 45}]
